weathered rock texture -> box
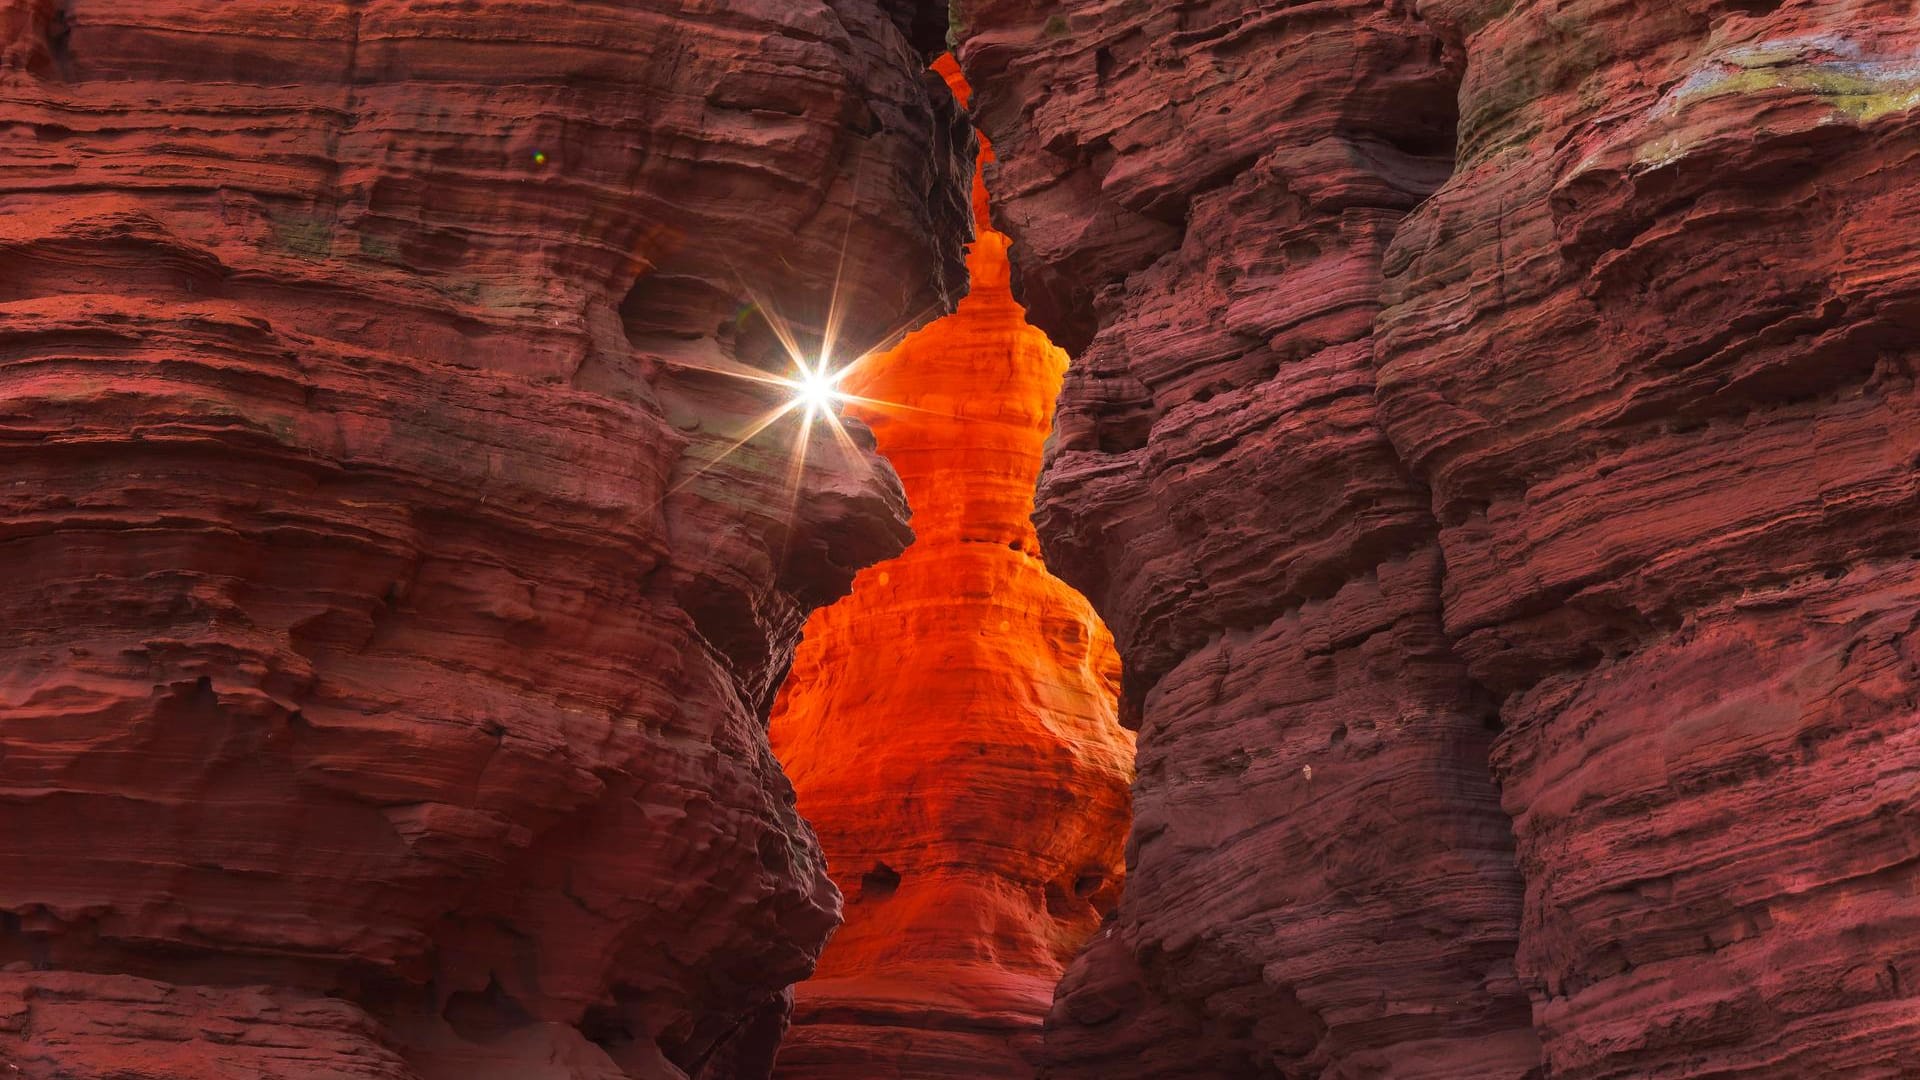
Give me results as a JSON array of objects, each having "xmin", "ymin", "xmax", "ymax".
[
  {"xmin": 767, "ymin": 57, "xmax": 1134, "ymax": 1080},
  {"xmin": 1376, "ymin": 1, "xmax": 1920, "ymax": 1075},
  {"xmin": 0, "ymin": 2, "xmax": 969, "ymax": 1077},
  {"xmin": 957, "ymin": 0, "xmax": 1920, "ymax": 1076},
  {"xmin": 954, "ymin": 2, "xmax": 1540, "ymax": 1075}
]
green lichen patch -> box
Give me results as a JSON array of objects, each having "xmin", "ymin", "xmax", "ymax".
[
  {"xmin": 269, "ymin": 212, "xmax": 335, "ymax": 261},
  {"xmin": 1629, "ymin": 51, "xmax": 1920, "ymax": 167},
  {"xmin": 1673, "ymin": 53, "xmax": 1920, "ymax": 124},
  {"xmin": 354, "ymin": 230, "xmax": 404, "ymax": 267}
]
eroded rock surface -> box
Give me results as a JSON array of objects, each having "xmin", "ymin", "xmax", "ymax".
[
  {"xmin": 0, "ymin": 2, "xmax": 968, "ymax": 1077},
  {"xmin": 1377, "ymin": 1, "xmax": 1920, "ymax": 1075},
  {"xmin": 767, "ymin": 57, "xmax": 1134, "ymax": 1080},
  {"xmin": 959, "ymin": 0, "xmax": 1920, "ymax": 1076},
  {"xmin": 954, "ymin": 2, "xmax": 1539, "ymax": 1075}
]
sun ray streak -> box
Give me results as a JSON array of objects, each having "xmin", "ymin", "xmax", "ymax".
[
  {"xmin": 654, "ymin": 264, "xmax": 957, "ymax": 567},
  {"xmin": 729, "ymin": 269, "xmax": 813, "ymax": 372},
  {"xmin": 658, "ymin": 355, "xmax": 804, "ymax": 390},
  {"xmin": 820, "ymin": 153, "xmax": 870, "ymax": 369},
  {"xmin": 830, "ymin": 300, "xmax": 941, "ymax": 381},
  {"xmin": 836, "ymin": 394, "xmax": 953, "ymax": 419},
  {"xmin": 661, "ymin": 399, "xmax": 803, "ymax": 500},
  {"xmin": 777, "ymin": 407, "xmax": 817, "ymax": 566}
]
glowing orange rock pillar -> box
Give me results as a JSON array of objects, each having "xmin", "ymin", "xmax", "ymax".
[{"xmin": 768, "ymin": 57, "xmax": 1134, "ymax": 1078}]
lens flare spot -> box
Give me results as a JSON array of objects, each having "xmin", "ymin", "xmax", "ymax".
[{"xmin": 795, "ymin": 363, "xmax": 841, "ymax": 416}]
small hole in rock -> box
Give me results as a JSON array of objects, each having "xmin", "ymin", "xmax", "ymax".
[
  {"xmin": 862, "ymin": 863, "xmax": 901, "ymax": 899},
  {"xmin": 443, "ymin": 978, "xmax": 533, "ymax": 1042}
]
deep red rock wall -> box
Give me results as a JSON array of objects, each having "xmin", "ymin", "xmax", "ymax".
[
  {"xmin": 957, "ymin": 0, "xmax": 1920, "ymax": 1076},
  {"xmin": 954, "ymin": 2, "xmax": 1540, "ymax": 1075},
  {"xmin": 0, "ymin": 3, "xmax": 968, "ymax": 1078},
  {"xmin": 767, "ymin": 57, "xmax": 1133, "ymax": 1079},
  {"xmin": 1376, "ymin": 1, "xmax": 1920, "ymax": 1074}
]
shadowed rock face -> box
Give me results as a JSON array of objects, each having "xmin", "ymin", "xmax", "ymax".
[
  {"xmin": 1379, "ymin": 1, "xmax": 1920, "ymax": 1074},
  {"xmin": 767, "ymin": 58, "xmax": 1134, "ymax": 1080},
  {"xmin": 0, "ymin": 2, "xmax": 968, "ymax": 1078},
  {"xmin": 957, "ymin": 0, "xmax": 1920, "ymax": 1076},
  {"xmin": 952, "ymin": 2, "xmax": 1539, "ymax": 1076}
]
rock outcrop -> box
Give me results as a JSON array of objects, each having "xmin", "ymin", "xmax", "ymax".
[
  {"xmin": 953, "ymin": 2, "xmax": 1540, "ymax": 1075},
  {"xmin": 0, "ymin": 3, "xmax": 968, "ymax": 1078},
  {"xmin": 957, "ymin": 0, "xmax": 1920, "ymax": 1076},
  {"xmin": 767, "ymin": 56, "xmax": 1134, "ymax": 1080},
  {"xmin": 1375, "ymin": 1, "xmax": 1920, "ymax": 1075}
]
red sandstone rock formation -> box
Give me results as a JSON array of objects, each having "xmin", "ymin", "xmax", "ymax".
[
  {"xmin": 954, "ymin": 3, "xmax": 1540, "ymax": 1075},
  {"xmin": 10, "ymin": 0, "xmax": 1917, "ymax": 1075},
  {"xmin": 957, "ymin": 0, "xmax": 1920, "ymax": 1076},
  {"xmin": 767, "ymin": 56, "xmax": 1134, "ymax": 1080},
  {"xmin": 0, "ymin": 3, "xmax": 968, "ymax": 1077},
  {"xmin": 1375, "ymin": 1, "xmax": 1920, "ymax": 1074}
]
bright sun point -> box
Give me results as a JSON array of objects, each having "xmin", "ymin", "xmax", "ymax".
[{"xmin": 791, "ymin": 362, "xmax": 842, "ymax": 416}]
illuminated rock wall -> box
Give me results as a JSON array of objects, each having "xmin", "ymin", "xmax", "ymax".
[{"xmin": 768, "ymin": 57, "xmax": 1134, "ymax": 1080}]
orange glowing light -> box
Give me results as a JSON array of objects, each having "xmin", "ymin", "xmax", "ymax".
[{"xmin": 766, "ymin": 53, "xmax": 1134, "ymax": 1076}]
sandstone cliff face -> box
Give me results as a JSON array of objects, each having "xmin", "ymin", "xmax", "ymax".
[
  {"xmin": 1377, "ymin": 1, "xmax": 1920, "ymax": 1074},
  {"xmin": 954, "ymin": 2, "xmax": 1540, "ymax": 1075},
  {"xmin": 0, "ymin": 3, "xmax": 968, "ymax": 1078},
  {"xmin": 958, "ymin": 0, "xmax": 1920, "ymax": 1076},
  {"xmin": 767, "ymin": 57, "xmax": 1134, "ymax": 1080}
]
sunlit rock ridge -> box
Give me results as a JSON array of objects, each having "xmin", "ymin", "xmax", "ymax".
[{"xmin": 768, "ymin": 55, "xmax": 1134, "ymax": 1080}]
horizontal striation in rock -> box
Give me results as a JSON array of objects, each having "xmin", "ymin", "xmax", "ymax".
[
  {"xmin": 0, "ymin": 2, "xmax": 970, "ymax": 1078},
  {"xmin": 1376, "ymin": 0, "xmax": 1920, "ymax": 1074},
  {"xmin": 953, "ymin": 2, "xmax": 1540, "ymax": 1076},
  {"xmin": 768, "ymin": 56, "xmax": 1134, "ymax": 1080}
]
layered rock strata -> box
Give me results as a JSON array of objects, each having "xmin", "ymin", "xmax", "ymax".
[
  {"xmin": 959, "ymin": 0, "xmax": 1920, "ymax": 1076},
  {"xmin": 954, "ymin": 2, "xmax": 1540, "ymax": 1075},
  {"xmin": 768, "ymin": 57, "xmax": 1134, "ymax": 1080},
  {"xmin": 1376, "ymin": 1, "xmax": 1920, "ymax": 1075},
  {"xmin": 0, "ymin": 2, "xmax": 969, "ymax": 1077}
]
